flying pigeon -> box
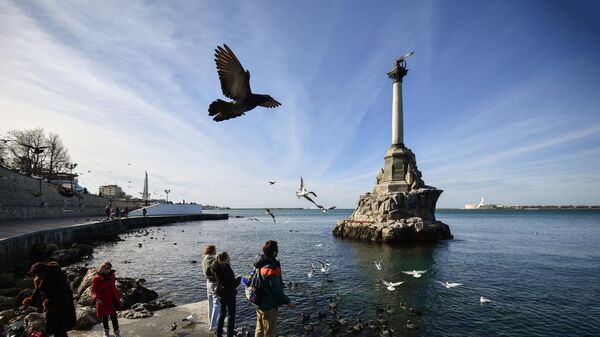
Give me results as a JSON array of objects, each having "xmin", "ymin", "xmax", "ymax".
[
  {"xmin": 402, "ymin": 270, "xmax": 427, "ymax": 278},
  {"xmin": 373, "ymin": 260, "xmax": 382, "ymax": 270},
  {"xmin": 209, "ymin": 44, "xmax": 281, "ymax": 122}
]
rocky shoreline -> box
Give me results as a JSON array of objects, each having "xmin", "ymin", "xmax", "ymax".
[{"xmin": 0, "ymin": 232, "xmax": 175, "ymax": 336}]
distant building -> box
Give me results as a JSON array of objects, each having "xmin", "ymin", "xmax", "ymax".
[{"xmin": 99, "ymin": 184, "xmax": 125, "ymax": 198}]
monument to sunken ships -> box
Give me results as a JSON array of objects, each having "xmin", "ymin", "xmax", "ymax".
[{"xmin": 333, "ymin": 53, "xmax": 453, "ymax": 243}]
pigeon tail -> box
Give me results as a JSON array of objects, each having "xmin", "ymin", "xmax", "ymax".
[{"xmin": 208, "ymin": 99, "xmax": 245, "ymax": 122}]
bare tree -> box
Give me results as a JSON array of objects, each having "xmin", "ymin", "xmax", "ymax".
[
  {"xmin": 45, "ymin": 132, "xmax": 70, "ymax": 181},
  {"xmin": 7, "ymin": 128, "xmax": 47, "ymax": 176}
]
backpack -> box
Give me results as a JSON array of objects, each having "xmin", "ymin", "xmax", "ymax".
[{"xmin": 242, "ymin": 268, "xmax": 266, "ymax": 305}]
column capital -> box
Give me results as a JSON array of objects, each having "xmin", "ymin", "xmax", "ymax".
[{"xmin": 387, "ymin": 60, "xmax": 408, "ymax": 83}]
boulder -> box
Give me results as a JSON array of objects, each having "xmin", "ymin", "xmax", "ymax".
[
  {"xmin": 121, "ymin": 283, "xmax": 158, "ymax": 310},
  {"xmin": 0, "ymin": 288, "xmax": 21, "ymax": 297},
  {"xmin": 14, "ymin": 277, "xmax": 34, "ymax": 290},
  {"xmin": 63, "ymin": 266, "xmax": 88, "ymax": 291},
  {"xmin": 50, "ymin": 248, "xmax": 83, "ymax": 266},
  {"xmin": 75, "ymin": 305, "xmax": 99, "ymax": 330},
  {"xmin": 78, "ymin": 287, "xmax": 94, "ymax": 306},
  {"xmin": 24, "ymin": 312, "xmax": 45, "ymax": 335},
  {"xmin": 77, "ymin": 269, "xmax": 97, "ymax": 296}
]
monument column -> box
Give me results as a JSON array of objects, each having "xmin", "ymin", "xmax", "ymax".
[{"xmin": 388, "ymin": 60, "xmax": 408, "ymax": 147}]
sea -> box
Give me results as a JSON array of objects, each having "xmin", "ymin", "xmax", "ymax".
[{"xmin": 80, "ymin": 209, "xmax": 600, "ymax": 336}]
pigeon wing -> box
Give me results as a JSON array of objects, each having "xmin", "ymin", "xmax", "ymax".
[
  {"xmin": 214, "ymin": 44, "xmax": 251, "ymax": 100},
  {"xmin": 258, "ymin": 97, "xmax": 281, "ymax": 108}
]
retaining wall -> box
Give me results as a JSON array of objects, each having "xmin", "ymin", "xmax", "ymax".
[{"xmin": 0, "ymin": 213, "xmax": 228, "ymax": 272}]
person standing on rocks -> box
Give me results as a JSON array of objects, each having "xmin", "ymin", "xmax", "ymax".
[
  {"xmin": 254, "ymin": 240, "xmax": 296, "ymax": 337},
  {"xmin": 202, "ymin": 245, "xmax": 220, "ymax": 335},
  {"xmin": 213, "ymin": 252, "xmax": 241, "ymax": 337},
  {"xmin": 91, "ymin": 261, "xmax": 122, "ymax": 337},
  {"xmin": 22, "ymin": 261, "xmax": 77, "ymax": 337}
]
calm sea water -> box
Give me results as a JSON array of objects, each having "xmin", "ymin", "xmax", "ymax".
[{"xmin": 82, "ymin": 209, "xmax": 600, "ymax": 336}]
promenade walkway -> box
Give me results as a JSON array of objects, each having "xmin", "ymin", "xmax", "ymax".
[
  {"xmin": 0, "ymin": 216, "xmax": 104, "ymax": 241},
  {"xmin": 69, "ymin": 301, "xmax": 210, "ymax": 337}
]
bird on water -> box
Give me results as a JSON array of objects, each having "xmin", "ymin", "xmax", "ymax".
[{"xmin": 209, "ymin": 44, "xmax": 281, "ymax": 121}]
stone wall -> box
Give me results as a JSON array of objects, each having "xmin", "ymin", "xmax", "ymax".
[{"xmin": 0, "ymin": 166, "xmax": 136, "ymax": 222}]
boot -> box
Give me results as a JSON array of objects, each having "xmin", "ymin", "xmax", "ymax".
[
  {"xmin": 103, "ymin": 329, "xmax": 110, "ymax": 337},
  {"xmin": 114, "ymin": 330, "xmax": 121, "ymax": 337}
]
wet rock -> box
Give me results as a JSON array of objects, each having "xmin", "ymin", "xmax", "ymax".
[
  {"xmin": 0, "ymin": 288, "xmax": 21, "ymax": 297},
  {"xmin": 24, "ymin": 312, "xmax": 45, "ymax": 334},
  {"xmin": 50, "ymin": 248, "xmax": 83, "ymax": 266},
  {"xmin": 71, "ymin": 243, "xmax": 94, "ymax": 257},
  {"xmin": 63, "ymin": 266, "xmax": 88, "ymax": 291},
  {"xmin": 120, "ymin": 282, "xmax": 158, "ymax": 310},
  {"xmin": 0, "ymin": 296, "xmax": 17, "ymax": 311},
  {"xmin": 75, "ymin": 305, "xmax": 99, "ymax": 330}
]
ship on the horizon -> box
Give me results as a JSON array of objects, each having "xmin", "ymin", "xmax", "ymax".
[{"xmin": 465, "ymin": 197, "xmax": 499, "ymax": 209}]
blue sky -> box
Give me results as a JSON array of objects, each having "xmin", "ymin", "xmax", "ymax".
[{"xmin": 1, "ymin": 0, "xmax": 599, "ymax": 208}]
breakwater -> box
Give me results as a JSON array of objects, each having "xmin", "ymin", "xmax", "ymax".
[{"xmin": 0, "ymin": 213, "xmax": 228, "ymax": 272}]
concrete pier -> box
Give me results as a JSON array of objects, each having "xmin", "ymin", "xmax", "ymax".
[{"xmin": 0, "ymin": 213, "xmax": 228, "ymax": 272}]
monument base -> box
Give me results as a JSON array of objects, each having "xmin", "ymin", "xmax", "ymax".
[{"xmin": 333, "ymin": 188, "xmax": 453, "ymax": 243}]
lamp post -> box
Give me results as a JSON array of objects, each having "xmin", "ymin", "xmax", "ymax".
[
  {"xmin": 68, "ymin": 162, "xmax": 78, "ymax": 189},
  {"xmin": 164, "ymin": 189, "xmax": 171, "ymax": 203}
]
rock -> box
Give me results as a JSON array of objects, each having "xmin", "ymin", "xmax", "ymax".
[
  {"xmin": 78, "ymin": 287, "xmax": 94, "ymax": 306},
  {"xmin": 63, "ymin": 266, "xmax": 88, "ymax": 291},
  {"xmin": 77, "ymin": 269, "xmax": 97, "ymax": 296},
  {"xmin": 14, "ymin": 277, "xmax": 34, "ymax": 290},
  {"xmin": 0, "ymin": 309, "xmax": 18, "ymax": 324},
  {"xmin": 120, "ymin": 283, "xmax": 158, "ymax": 310},
  {"xmin": 24, "ymin": 312, "xmax": 45, "ymax": 334},
  {"xmin": 0, "ymin": 296, "xmax": 17, "ymax": 311},
  {"xmin": 50, "ymin": 248, "xmax": 83, "ymax": 266},
  {"xmin": 0, "ymin": 288, "xmax": 21, "ymax": 297},
  {"xmin": 0, "ymin": 273, "xmax": 17, "ymax": 288},
  {"xmin": 75, "ymin": 305, "xmax": 99, "ymax": 330},
  {"xmin": 72, "ymin": 243, "xmax": 94, "ymax": 257},
  {"xmin": 118, "ymin": 303, "xmax": 153, "ymax": 319}
]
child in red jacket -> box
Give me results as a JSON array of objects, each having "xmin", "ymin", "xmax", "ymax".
[{"xmin": 91, "ymin": 262, "xmax": 122, "ymax": 337}]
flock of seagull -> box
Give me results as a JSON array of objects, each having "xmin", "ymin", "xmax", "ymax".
[{"xmin": 253, "ymin": 177, "xmax": 335, "ymax": 224}]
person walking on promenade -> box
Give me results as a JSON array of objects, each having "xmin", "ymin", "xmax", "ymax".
[
  {"xmin": 22, "ymin": 261, "xmax": 77, "ymax": 337},
  {"xmin": 110, "ymin": 207, "xmax": 116, "ymax": 220},
  {"xmin": 115, "ymin": 206, "xmax": 120, "ymax": 219},
  {"xmin": 254, "ymin": 240, "xmax": 296, "ymax": 337},
  {"xmin": 91, "ymin": 261, "xmax": 122, "ymax": 337},
  {"xmin": 105, "ymin": 205, "xmax": 111, "ymax": 220},
  {"xmin": 202, "ymin": 245, "xmax": 220, "ymax": 336},
  {"xmin": 213, "ymin": 252, "xmax": 241, "ymax": 337},
  {"xmin": 124, "ymin": 206, "xmax": 129, "ymax": 217}
]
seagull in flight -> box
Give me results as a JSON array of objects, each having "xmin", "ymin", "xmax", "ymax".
[
  {"xmin": 480, "ymin": 296, "xmax": 492, "ymax": 304},
  {"xmin": 380, "ymin": 279, "xmax": 404, "ymax": 291},
  {"xmin": 308, "ymin": 264, "xmax": 315, "ymax": 278},
  {"xmin": 247, "ymin": 217, "xmax": 259, "ymax": 222},
  {"xmin": 314, "ymin": 243, "xmax": 322, "ymax": 247},
  {"xmin": 317, "ymin": 260, "xmax": 330, "ymax": 273},
  {"xmin": 296, "ymin": 177, "xmax": 322, "ymax": 208},
  {"xmin": 438, "ymin": 281, "xmax": 463, "ymax": 288},
  {"xmin": 268, "ymin": 181, "xmax": 276, "ymax": 185},
  {"xmin": 373, "ymin": 261, "xmax": 382, "ymax": 270},
  {"xmin": 208, "ymin": 44, "xmax": 281, "ymax": 122},
  {"xmin": 402, "ymin": 270, "xmax": 427, "ymax": 278},
  {"xmin": 265, "ymin": 208, "xmax": 276, "ymax": 223}
]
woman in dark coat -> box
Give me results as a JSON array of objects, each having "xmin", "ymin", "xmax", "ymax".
[
  {"xmin": 22, "ymin": 261, "xmax": 77, "ymax": 337},
  {"xmin": 91, "ymin": 261, "xmax": 122, "ymax": 337},
  {"xmin": 213, "ymin": 252, "xmax": 241, "ymax": 337}
]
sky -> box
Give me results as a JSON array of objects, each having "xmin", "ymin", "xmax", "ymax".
[{"xmin": 1, "ymin": 0, "xmax": 599, "ymax": 208}]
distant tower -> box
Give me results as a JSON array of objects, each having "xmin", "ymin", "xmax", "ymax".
[{"xmin": 142, "ymin": 171, "xmax": 149, "ymax": 206}]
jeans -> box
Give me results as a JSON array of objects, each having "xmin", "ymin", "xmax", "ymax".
[
  {"xmin": 255, "ymin": 307, "xmax": 278, "ymax": 337},
  {"xmin": 207, "ymin": 281, "xmax": 221, "ymax": 331},
  {"xmin": 216, "ymin": 295, "xmax": 236, "ymax": 337}
]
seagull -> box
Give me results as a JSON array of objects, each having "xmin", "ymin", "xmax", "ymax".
[
  {"xmin": 308, "ymin": 264, "xmax": 315, "ymax": 278},
  {"xmin": 406, "ymin": 320, "xmax": 418, "ymax": 330},
  {"xmin": 247, "ymin": 217, "xmax": 260, "ymax": 222},
  {"xmin": 438, "ymin": 281, "xmax": 463, "ymax": 288},
  {"xmin": 480, "ymin": 296, "xmax": 492, "ymax": 304},
  {"xmin": 285, "ymin": 217, "xmax": 291, "ymax": 224},
  {"xmin": 170, "ymin": 322, "xmax": 177, "ymax": 331},
  {"xmin": 182, "ymin": 314, "xmax": 196, "ymax": 322},
  {"xmin": 208, "ymin": 44, "xmax": 281, "ymax": 122},
  {"xmin": 373, "ymin": 260, "xmax": 382, "ymax": 270},
  {"xmin": 315, "ymin": 243, "xmax": 322, "ymax": 247},
  {"xmin": 380, "ymin": 279, "xmax": 404, "ymax": 291},
  {"xmin": 265, "ymin": 208, "xmax": 276, "ymax": 223},
  {"xmin": 327, "ymin": 206, "xmax": 336, "ymax": 210},
  {"xmin": 402, "ymin": 270, "xmax": 427, "ymax": 278},
  {"xmin": 268, "ymin": 181, "xmax": 276, "ymax": 185},
  {"xmin": 317, "ymin": 260, "xmax": 331, "ymax": 273},
  {"xmin": 296, "ymin": 177, "xmax": 322, "ymax": 207}
]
